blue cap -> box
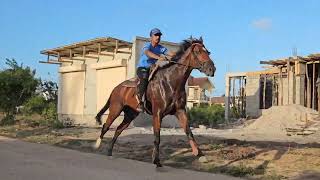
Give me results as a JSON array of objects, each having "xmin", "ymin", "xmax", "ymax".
[{"xmin": 150, "ymin": 28, "xmax": 162, "ymax": 36}]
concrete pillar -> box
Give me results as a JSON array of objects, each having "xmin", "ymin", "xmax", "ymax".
[
  {"xmin": 295, "ymin": 75, "xmax": 305, "ymax": 106},
  {"xmin": 225, "ymin": 76, "xmax": 230, "ymax": 121},
  {"xmin": 83, "ymin": 59, "xmax": 97, "ymax": 126},
  {"xmin": 245, "ymin": 75, "xmax": 261, "ymax": 118}
]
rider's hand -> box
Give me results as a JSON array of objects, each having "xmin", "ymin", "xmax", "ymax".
[{"xmin": 158, "ymin": 55, "xmax": 166, "ymax": 61}]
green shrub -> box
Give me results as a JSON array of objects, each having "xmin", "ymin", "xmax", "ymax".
[
  {"xmin": 0, "ymin": 114, "xmax": 15, "ymax": 126},
  {"xmin": 41, "ymin": 102, "xmax": 63, "ymax": 129},
  {"xmin": 22, "ymin": 96, "xmax": 46, "ymax": 115},
  {"xmin": 0, "ymin": 59, "xmax": 39, "ymax": 124},
  {"xmin": 187, "ymin": 104, "xmax": 225, "ymax": 127}
]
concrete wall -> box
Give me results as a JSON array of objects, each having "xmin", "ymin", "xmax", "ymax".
[
  {"xmin": 58, "ymin": 50, "xmax": 130, "ymax": 126},
  {"xmin": 245, "ymin": 75, "xmax": 261, "ymax": 118}
]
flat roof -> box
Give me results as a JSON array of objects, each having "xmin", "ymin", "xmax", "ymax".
[
  {"xmin": 260, "ymin": 53, "xmax": 320, "ymax": 66},
  {"xmin": 40, "ymin": 37, "xmax": 132, "ymax": 58}
]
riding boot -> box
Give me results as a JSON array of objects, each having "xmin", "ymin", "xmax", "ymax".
[
  {"xmin": 136, "ymin": 67, "xmax": 149, "ymax": 112},
  {"xmin": 137, "ymin": 79, "xmax": 147, "ymax": 112}
]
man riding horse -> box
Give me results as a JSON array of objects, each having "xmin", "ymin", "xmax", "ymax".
[
  {"xmin": 94, "ymin": 33, "xmax": 215, "ymax": 167},
  {"xmin": 136, "ymin": 28, "xmax": 175, "ymax": 112}
]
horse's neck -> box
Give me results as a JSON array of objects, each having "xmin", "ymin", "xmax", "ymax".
[{"xmin": 165, "ymin": 62, "xmax": 192, "ymax": 91}]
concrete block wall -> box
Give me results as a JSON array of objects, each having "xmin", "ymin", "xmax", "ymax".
[{"xmin": 245, "ymin": 75, "xmax": 261, "ymax": 118}]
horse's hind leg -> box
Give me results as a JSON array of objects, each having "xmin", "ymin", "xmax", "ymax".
[
  {"xmin": 94, "ymin": 102, "xmax": 123, "ymax": 149},
  {"xmin": 107, "ymin": 107, "xmax": 138, "ymax": 156}
]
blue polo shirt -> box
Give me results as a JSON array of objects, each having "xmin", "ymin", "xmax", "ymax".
[{"xmin": 137, "ymin": 42, "xmax": 168, "ymax": 68}]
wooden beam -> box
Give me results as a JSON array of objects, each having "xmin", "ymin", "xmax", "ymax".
[
  {"xmin": 84, "ymin": 55, "xmax": 99, "ymax": 59},
  {"xmin": 307, "ymin": 61, "xmax": 320, "ymax": 64},
  {"xmin": 89, "ymin": 52, "xmax": 113, "ymax": 57},
  {"xmin": 116, "ymin": 50, "xmax": 131, "ymax": 54},
  {"xmin": 39, "ymin": 60, "xmax": 62, "ymax": 65},
  {"xmin": 58, "ymin": 58, "xmax": 73, "ymax": 63}
]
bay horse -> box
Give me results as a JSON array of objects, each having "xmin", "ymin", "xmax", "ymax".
[{"xmin": 94, "ymin": 37, "xmax": 216, "ymax": 167}]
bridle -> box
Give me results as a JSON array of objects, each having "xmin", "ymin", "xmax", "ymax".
[{"xmin": 166, "ymin": 42, "xmax": 210, "ymax": 70}]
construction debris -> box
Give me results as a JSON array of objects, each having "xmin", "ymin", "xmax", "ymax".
[{"xmin": 245, "ymin": 105, "xmax": 320, "ymax": 136}]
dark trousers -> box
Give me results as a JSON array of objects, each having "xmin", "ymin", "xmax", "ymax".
[{"xmin": 136, "ymin": 67, "xmax": 150, "ymax": 101}]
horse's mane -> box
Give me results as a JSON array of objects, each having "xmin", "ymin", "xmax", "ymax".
[
  {"xmin": 171, "ymin": 38, "xmax": 203, "ymax": 62},
  {"xmin": 158, "ymin": 38, "xmax": 203, "ymax": 69}
]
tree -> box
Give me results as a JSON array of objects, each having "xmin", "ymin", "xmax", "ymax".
[
  {"xmin": 0, "ymin": 59, "xmax": 39, "ymax": 125},
  {"xmin": 187, "ymin": 104, "xmax": 225, "ymax": 128}
]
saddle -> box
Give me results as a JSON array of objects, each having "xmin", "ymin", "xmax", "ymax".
[{"xmin": 122, "ymin": 64, "xmax": 160, "ymax": 88}]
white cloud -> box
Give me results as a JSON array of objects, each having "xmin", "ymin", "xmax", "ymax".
[{"xmin": 251, "ymin": 18, "xmax": 272, "ymax": 30}]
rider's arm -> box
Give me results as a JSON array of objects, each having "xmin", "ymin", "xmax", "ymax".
[
  {"xmin": 165, "ymin": 51, "xmax": 176, "ymax": 59},
  {"xmin": 144, "ymin": 50, "xmax": 166, "ymax": 61}
]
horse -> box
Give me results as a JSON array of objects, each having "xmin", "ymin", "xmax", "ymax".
[{"xmin": 93, "ymin": 37, "xmax": 216, "ymax": 167}]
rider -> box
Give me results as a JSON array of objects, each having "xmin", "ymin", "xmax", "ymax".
[{"xmin": 136, "ymin": 28, "xmax": 174, "ymax": 112}]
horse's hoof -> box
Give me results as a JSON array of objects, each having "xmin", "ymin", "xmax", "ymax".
[
  {"xmin": 107, "ymin": 150, "xmax": 113, "ymax": 156},
  {"xmin": 93, "ymin": 138, "xmax": 102, "ymax": 149},
  {"xmin": 197, "ymin": 150, "xmax": 204, "ymax": 157},
  {"xmin": 192, "ymin": 148, "xmax": 204, "ymax": 157},
  {"xmin": 198, "ymin": 156, "xmax": 209, "ymax": 163},
  {"xmin": 155, "ymin": 162, "xmax": 162, "ymax": 168}
]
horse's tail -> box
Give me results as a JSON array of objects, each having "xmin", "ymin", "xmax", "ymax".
[{"xmin": 95, "ymin": 97, "xmax": 110, "ymax": 125}]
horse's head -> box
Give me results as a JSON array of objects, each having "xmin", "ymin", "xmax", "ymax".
[{"xmin": 185, "ymin": 37, "xmax": 216, "ymax": 77}]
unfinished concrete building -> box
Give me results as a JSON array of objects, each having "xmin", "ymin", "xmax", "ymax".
[
  {"xmin": 40, "ymin": 36, "xmax": 180, "ymax": 126},
  {"xmin": 225, "ymin": 54, "xmax": 320, "ymax": 120}
]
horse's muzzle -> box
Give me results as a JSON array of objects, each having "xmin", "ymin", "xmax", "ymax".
[{"xmin": 200, "ymin": 60, "xmax": 215, "ymax": 77}]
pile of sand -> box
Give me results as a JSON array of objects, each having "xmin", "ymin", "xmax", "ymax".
[{"xmin": 245, "ymin": 105, "xmax": 320, "ymax": 136}]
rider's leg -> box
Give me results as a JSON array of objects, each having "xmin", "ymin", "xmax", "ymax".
[{"xmin": 136, "ymin": 67, "xmax": 149, "ymax": 112}]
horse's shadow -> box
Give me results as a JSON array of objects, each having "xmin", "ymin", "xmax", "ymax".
[{"xmin": 53, "ymin": 132, "xmax": 320, "ymax": 178}]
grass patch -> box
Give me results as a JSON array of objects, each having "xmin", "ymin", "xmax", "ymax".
[
  {"xmin": 209, "ymin": 144, "xmax": 224, "ymax": 150},
  {"xmin": 208, "ymin": 163, "xmax": 255, "ymax": 177}
]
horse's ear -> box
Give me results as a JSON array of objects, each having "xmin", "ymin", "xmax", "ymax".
[
  {"xmin": 199, "ymin": 36, "xmax": 203, "ymax": 43},
  {"xmin": 189, "ymin": 35, "xmax": 193, "ymax": 41}
]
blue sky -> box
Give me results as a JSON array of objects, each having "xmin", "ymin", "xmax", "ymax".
[{"xmin": 1, "ymin": 0, "xmax": 320, "ymax": 96}]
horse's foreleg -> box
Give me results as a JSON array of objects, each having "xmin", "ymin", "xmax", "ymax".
[
  {"xmin": 175, "ymin": 110, "xmax": 203, "ymax": 157},
  {"xmin": 152, "ymin": 112, "xmax": 162, "ymax": 167}
]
